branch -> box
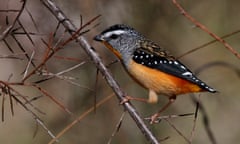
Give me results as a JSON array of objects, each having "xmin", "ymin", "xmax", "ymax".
[
  {"xmin": 40, "ymin": 0, "xmax": 160, "ymax": 143},
  {"xmin": 0, "ymin": 0, "xmax": 26, "ymax": 40},
  {"xmin": 172, "ymin": 0, "xmax": 240, "ymax": 59},
  {"xmin": 177, "ymin": 29, "xmax": 240, "ymax": 59}
]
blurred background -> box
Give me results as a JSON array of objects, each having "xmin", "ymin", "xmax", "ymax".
[{"xmin": 0, "ymin": 0, "xmax": 239, "ymax": 144}]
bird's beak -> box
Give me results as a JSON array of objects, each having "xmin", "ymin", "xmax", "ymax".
[{"xmin": 93, "ymin": 35, "xmax": 104, "ymax": 42}]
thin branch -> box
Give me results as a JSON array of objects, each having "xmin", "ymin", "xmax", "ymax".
[
  {"xmin": 189, "ymin": 94, "xmax": 200, "ymax": 143},
  {"xmin": 37, "ymin": 62, "xmax": 86, "ymax": 79},
  {"xmin": 22, "ymin": 50, "xmax": 36, "ymax": 80},
  {"xmin": 165, "ymin": 119, "xmax": 191, "ymax": 144},
  {"xmin": 34, "ymin": 62, "xmax": 93, "ymax": 91},
  {"xmin": 25, "ymin": 6, "xmax": 40, "ymax": 32},
  {"xmin": 53, "ymin": 55, "xmax": 82, "ymax": 62},
  {"xmin": 0, "ymin": 9, "xmax": 20, "ymax": 12},
  {"xmin": 0, "ymin": 0, "xmax": 26, "ymax": 40},
  {"xmin": 2, "ymin": 39, "xmax": 14, "ymax": 53},
  {"xmin": 11, "ymin": 34, "xmax": 36, "ymax": 67},
  {"xmin": 21, "ymin": 33, "xmax": 54, "ymax": 82},
  {"xmin": 21, "ymin": 15, "xmax": 98, "ymax": 82},
  {"xmin": 178, "ymin": 29, "xmax": 240, "ymax": 59},
  {"xmin": 17, "ymin": 19, "xmax": 36, "ymax": 46},
  {"xmin": 107, "ymin": 112, "xmax": 126, "ymax": 144},
  {"xmin": 0, "ymin": 81, "xmax": 57, "ymax": 140},
  {"xmin": 195, "ymin": 61, "xmax": 240, "ymax": 76},
  {"xmin": 172, "ymin": 0, "xmax": 240, "ymax": 59},
  {"xmin": 144, "ymin": 113, "xmax": 194, "ymax": 123},
  {"xmin": 32, "ymin": 84, "xmax": 72, "ymax": 115},
  {"xmin": 1, "ymin": 90, "xmax": 6, "ymax": 122},
  {"xmin": 191, "ymin": 96, "xmax": 217, "ymax": 144},
  {"xmin": 48, "ymin": 93, "xmax": 114, "ymax": 144}
]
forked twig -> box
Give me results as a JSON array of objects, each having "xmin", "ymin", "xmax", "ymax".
[
  {"xmin": 172, "ymin": 0, "xmax": 240, "ymax": 59},
  {"xmin": 48, "ymin": 93, "xmax": 114, "ymax": 144},
  {"xmin": 0, "ymin": 0, "xmax": 26, "ymax": 40},
  {"xmin": 0, "ymin": 81, "xmax": 57, "ymax": 140}
]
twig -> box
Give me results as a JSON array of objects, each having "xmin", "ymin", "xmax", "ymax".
[
  {"xmin": 178, "ymin": 29, "xmax": 240, "ymax": 59},
  {"xmin": 22, "ymin": 50, "xmax": 35, "ymax": 80},
  {"xmin": 32, "ymin": 84, "xmax": 72, "ymax": 115},
  {"xmin": 37, "ymin": 61, "xmax": 86, "ymax": 81},
  {"xmin": 11, "ymin": 34, "xmax": 35, "ymax": 67},
  {"xmin": 1, "ymin": 90, "xmax": 6, "ymax": 122},
  {"xmin": 0, "ymin": 9, "xmax": 20, "ymax": 12},
  {"xmin": 0, "ymin": 0, "xmax": 26, "ymax": 40},
  {"xmin": 172, "ymin": 0, "xmax": 240, "ymax": 59},
  {"xmin": 191, "ymin": 96, "xmax": 217, "ymax": 144},
  {"xmin": 2, "ymin": 39, "xmax": 14, "ymax": 53},
  {"xmin": 192, "ymin": 62, "xmax": 220, "ymax": 144},
  {"xmin": 144, "ymin": 113, "xmax": 194, "ymax": 123},
  {"xmin": 48, "ymin": 93, "xmax": 114, "ymax": 144},
  {"xmin": 21, "ymin": 15, "xmax": 97, "ymax": 82},
  {"xmin": 195, "ymin": 61, "xmax": 240, "ymax": 76},
  {"xmin": 40, "ymin": 0, "xmax": 160, "ymax": 143},
  {"xmin": 25, "ymin": 6, "xmax": 40, "ymax": 32},
  {"xmin": 94, "ymin": 69, "xmax": 99, "ymax": 113},
  {"xmin": 189, "ymin": 94, "xmax": 200, "ymax": 143},
  {"xmin": 191, "ymin": 60, "xmax": 240, "ymax": 144},
  {"xmin": 107, "ymin": 112, "xmax": 126, "ymax": 144},
  {"xmin": 165, "ymin": 119, "xmax": 191, "ymax": 144},
  {"xmin": 34, "ymin": 62, "xmax": 93, "ymax": 91},
  {"xmin": 17, "ymin": 20, "xmax": 36, "ymax": 47},
  {"xmin": 0, "ymin": 81, "xmax": 57, "ymax": 140},
  {"xmin": 53, "ymin": 55, "xmax": 82, "ymax": 62}
]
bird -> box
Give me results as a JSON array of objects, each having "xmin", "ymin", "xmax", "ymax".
[{"xmin": 93, "ymin": 24, "xmax": 216, "ymax": 123}]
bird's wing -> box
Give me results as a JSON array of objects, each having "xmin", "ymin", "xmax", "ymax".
[{"xmin": 132, "ymin": 42, "xmax": 216, "ymax": 93}]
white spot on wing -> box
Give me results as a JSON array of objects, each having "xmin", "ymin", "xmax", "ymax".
[
  {"xmin": 208, "ymin": 87, "xmax": 215, "ymax": 92},
  {"xmin": 174, "ymin": 61, "xmax": 179, "ymax": 65},
  {"xmin": 182, "ymin": 72, "xmax": 192, "ymax": 76},
  {"xmin": 180, "ymin": 65, "xmax": 186, "ymax": 70}
]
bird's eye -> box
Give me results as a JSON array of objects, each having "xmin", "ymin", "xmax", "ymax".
[{"xmin": 109, "ymin": 34, "xmax": 119, "ymax": 39}]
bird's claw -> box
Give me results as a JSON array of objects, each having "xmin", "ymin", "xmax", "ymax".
[{"xmin": 120, "ymin": 96, "xmax": 132, "ymax": 104}]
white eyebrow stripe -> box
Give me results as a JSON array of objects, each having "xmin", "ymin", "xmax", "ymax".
[{"xmin": 104, "ymin": 30, "xmax": 126, "ymax": 38}]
